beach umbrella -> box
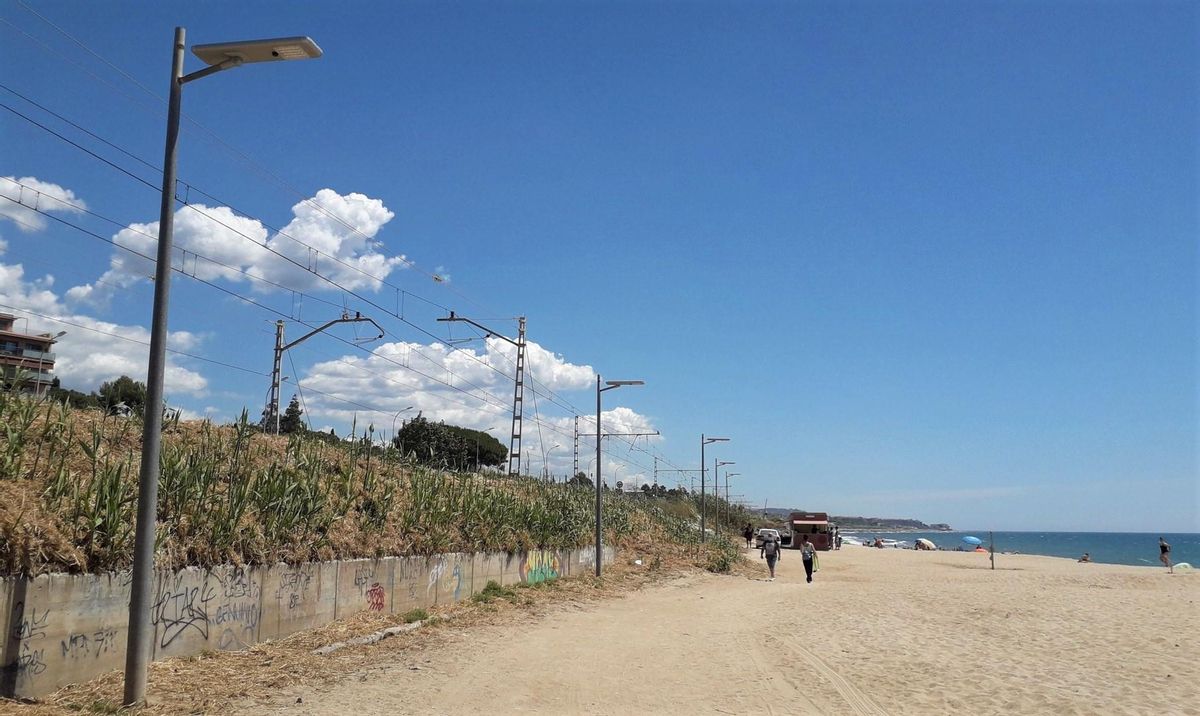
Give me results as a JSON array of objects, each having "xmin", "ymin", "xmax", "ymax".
[
  {"xmin": 916, "ymin": 538, "xmax": 936, "ymax": 550},
  {"xmin": 962, "ymin": 535, "xmax": 983, "ymax": 546}
]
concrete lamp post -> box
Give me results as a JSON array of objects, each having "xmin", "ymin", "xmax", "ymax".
[{"xmin": 124, "ymin": 29, "xmax": 321, "ymax": 708}]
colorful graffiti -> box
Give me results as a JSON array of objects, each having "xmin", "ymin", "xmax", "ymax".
[{"xmin": 520, "ymin": 552, "xmax": 561, "ymax": 584}]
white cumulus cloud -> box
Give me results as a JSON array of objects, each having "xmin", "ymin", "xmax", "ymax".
[
  {"xmin": 289, "ymin": 336, "xmax": 658, "ymax": 481},
  {"xmin": 67, "ymin": 189, "xmax": 405, "ymax": 307}
]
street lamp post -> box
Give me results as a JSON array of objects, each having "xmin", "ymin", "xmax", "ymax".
[
  {"xmin": 543, "ymin": 444, "xmax": 561, "ymax": 482},
  {"xmin": 699, "ymin": 435, "xmax": 729, "ymax": 542},
  {"xmin": 723, "ymin": 472, "xmax": 740, "ymax": 528},
  {"xmin": 715, "ymin": 460, "xmax": 735, "ymax": 536},
  {"xmin": 596, "ymin": 376, "xmax": 643, "ymax": 577},
  {"xmin": 124, "ymin": 29, "xmax": 321, "ymax": 707},
  {"xmin": 475, "ymin": 426, "xmax": 499, "ymax": 473},
  {"xmin": 391, "ymin": 405, "xmax": 415, "ymax": 442}
]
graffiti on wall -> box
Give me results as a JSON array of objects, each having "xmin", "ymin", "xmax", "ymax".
[
  {"xmin": 150, "ymin": 569, "xmax": 262, "ymax": 652},
  {"xmin": 4, "ymin": 602, "xmax": 50, "ymax": 680},
  {"xmin": 520, "ymin": 552, "xmax": 561, "ymax": 584},
  {"xmin": 353, "ymin": 564, "xmax": 375, "ymax": 594},
  {"xmin": 152, "ymin": 574, "xmax": 215, "ymax": 648},
  {"xmin": 212, "ymin": 568, "xmax": 260, "ymax": 651},
  {"xmin": 365, "ymin": 583, "xmax": 386, "ymax": 611},
  {"xmin": 274, "ymin": 564, "xmax": 315, "ymax": 611},
  {"xmin": 59, "ymin": 626, "xmax": 118, "ymax": 661},
  {"xmin": 427, "ymin": 558, "xmax": 446, "ymax": 594}
]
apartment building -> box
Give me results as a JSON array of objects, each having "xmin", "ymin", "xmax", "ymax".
[{"xmin": 0, "ymin": 313, "xmax": 64, "ymax": 394}]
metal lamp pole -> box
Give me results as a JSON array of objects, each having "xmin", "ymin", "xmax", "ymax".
[
  {"xmin": 390, "ymin": 405, "xmax": 414, "ymax": 442},
  {"xmin": 543, "ymin": 444, "xmax": 561, "ymax": 482},
  {"xmin": 596, "ymin": 376, "xmax": 643, "ymax": 577},
  {"xmin": 723, "ymin": 472, "xmax": 740, "ymax": 527},
  {"xmin": 715, "ymin": 460, "xmax": 735, "ymax": 536},
  {"xmin": 124, "ymin": 28, "xmax": 322, "ymax": 707},
  {"xmin": 699, "ymin": 435, "xmax": 729, "ymax": 543}
]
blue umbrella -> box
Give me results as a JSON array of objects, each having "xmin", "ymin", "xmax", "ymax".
[{"xmin": 962, "ymin": 535, "xmax": 983, "ymax": 546}]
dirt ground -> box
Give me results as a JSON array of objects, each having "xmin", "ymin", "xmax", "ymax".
[
  {"xmin": 7, "ymin": 545, "xmax": 1195, "ymax": 715},
  {"xmin": 234, "ymin": 545, "xmax": 1198, "ymax": 716},
  {"xmin": 236, "ymin": 556, "xmax": 847, "ymax": 716}
]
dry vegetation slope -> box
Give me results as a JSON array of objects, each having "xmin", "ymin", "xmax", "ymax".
[{"xmin": 0, "ymin": 393, "xmax": 737, "ymax": 576}]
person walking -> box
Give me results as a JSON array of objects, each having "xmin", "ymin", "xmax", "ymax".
[
  {"xmin": 800, "ymin": 534, "xmax": 816, "ymax": 583},
  {"xmin": 760, "ymin": 531, "xmax": 781, "ymax": 581},
  {"xmin": 1159, "ymin": 537, "xmax": 1173, "ymax": 573},
  {"xmin": 742, "ymin": 523, "xmax": 754, "ymax": 549}
]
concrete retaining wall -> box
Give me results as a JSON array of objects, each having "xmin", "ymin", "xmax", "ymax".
[{"xmin": 0, "ymin": 546, "xmax": 614, "ymax": 698}]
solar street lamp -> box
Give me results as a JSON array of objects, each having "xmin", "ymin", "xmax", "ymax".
[
  {"xmin": 596, "ymin": 377, "xmax": 644, "ymax": 576},
  {"xmin": 125, "ymin": 28, "xmax": 321, "ymax": 708}
]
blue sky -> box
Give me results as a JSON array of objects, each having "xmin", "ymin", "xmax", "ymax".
[{"xmin": 0, "ymin": 1, "xmax": 1195, "ymax": 532}]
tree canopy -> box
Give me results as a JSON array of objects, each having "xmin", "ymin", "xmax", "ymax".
[
  {"xmin": 393, "ymin": 415, "xmax": 507, "ymax": 470},
  {"xmin": 97, "ymin": 376, "xmax": 146, "ymax": 415}
]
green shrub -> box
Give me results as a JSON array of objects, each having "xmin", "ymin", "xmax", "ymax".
[
  {"xmin": 704, "ymin": 538, "xmax": 741, "ymax": 574},
  {"xmin": 471, "ymin": 579, "xmax": 517, "ymax": 604},
  {"xmin": 401, "ymin": 608, "xmax": 428, "ymax": 623}
]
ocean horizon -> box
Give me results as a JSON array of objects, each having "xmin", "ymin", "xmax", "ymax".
[{"xmin": 837, "ymin": 530, "xmax": 1198, "ymax": 568}]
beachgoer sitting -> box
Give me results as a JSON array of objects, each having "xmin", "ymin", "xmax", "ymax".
[{"xmin": 1078, "ymin": 553, "xmax": 1091, "ymax": 563}]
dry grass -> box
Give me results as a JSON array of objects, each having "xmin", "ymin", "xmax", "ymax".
[{"xmin": 0, "ymin": 395, "xmax": 723, "ymax": 576}]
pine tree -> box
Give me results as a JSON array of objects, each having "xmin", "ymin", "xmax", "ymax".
[{"xmin": 279, "ymin": 395, "xmax": 305, "ymax": 434}]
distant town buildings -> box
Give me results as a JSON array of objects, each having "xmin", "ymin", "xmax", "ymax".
[{"xmin": 0, "ymin": 313, "xmax": 63, "ymax": 395}]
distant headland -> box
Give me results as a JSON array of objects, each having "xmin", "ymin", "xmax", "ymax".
[{"xmin": 762, "ymin": 508, "xmax": 952, "ymax": 532}]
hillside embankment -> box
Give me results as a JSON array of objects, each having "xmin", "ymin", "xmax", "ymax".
[
  {"xmin": 0, "ymin": 396, "xmax": 737, "ymax": 576},
  {"xmin": 0, "ymin": 393, "xmax": 744, "ymax": 708}
]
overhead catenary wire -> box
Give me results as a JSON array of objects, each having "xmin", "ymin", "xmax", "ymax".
[
  {"xmin": 0, "ymin": 94, "xmax": 669, "ymax": 478},
  {"xmin": 0, "ymin": 98, "xmax": 533, "ymax": 404},
  {"xmin": 0, "ymin": 93, "xmax": 619, "ymax": 448},
  {"xmin": 0, "ymin": 197, "xmax": 662, "ymax": 474},
  {"xmin": 0, "ymin": 302, "xmax": 267, "ymax": 378},
  {"xmin": 0, "ymin": 177, "xmax": 513, "ymax": 413},
  {"xmin": 5, "ymin": 4, "xmax": 496, "ymax": 314},
  {"xmin": 0, "ymin": 18, "xmax": 671, "ymax": 463},
  {"xmin": 0, "ymin": 194, "xmax": 510, "ymax": 412}
]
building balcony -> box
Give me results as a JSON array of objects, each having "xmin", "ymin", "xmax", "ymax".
[{"xmin": 0, "ymin": 348, "xmax": 56, "ymax": 362}]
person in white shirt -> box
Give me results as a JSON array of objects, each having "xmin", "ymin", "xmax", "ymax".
[{"xmin": 799, "ymin": 535, "xmax": 816, "ymax": 583}]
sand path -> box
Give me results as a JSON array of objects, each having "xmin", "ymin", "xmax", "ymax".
[{"xmin": 240, "ymin": 546, "xmax": 1198, "ymax": 715}]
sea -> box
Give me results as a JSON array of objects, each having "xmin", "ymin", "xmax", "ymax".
[{"xmin": 836, "ymin": 530, "xmax": 1199, "ymax": 568}]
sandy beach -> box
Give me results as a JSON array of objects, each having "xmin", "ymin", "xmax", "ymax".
[{"xmin": 234, "ymin": 545, "xmax": 1198, "ymax": 716}]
